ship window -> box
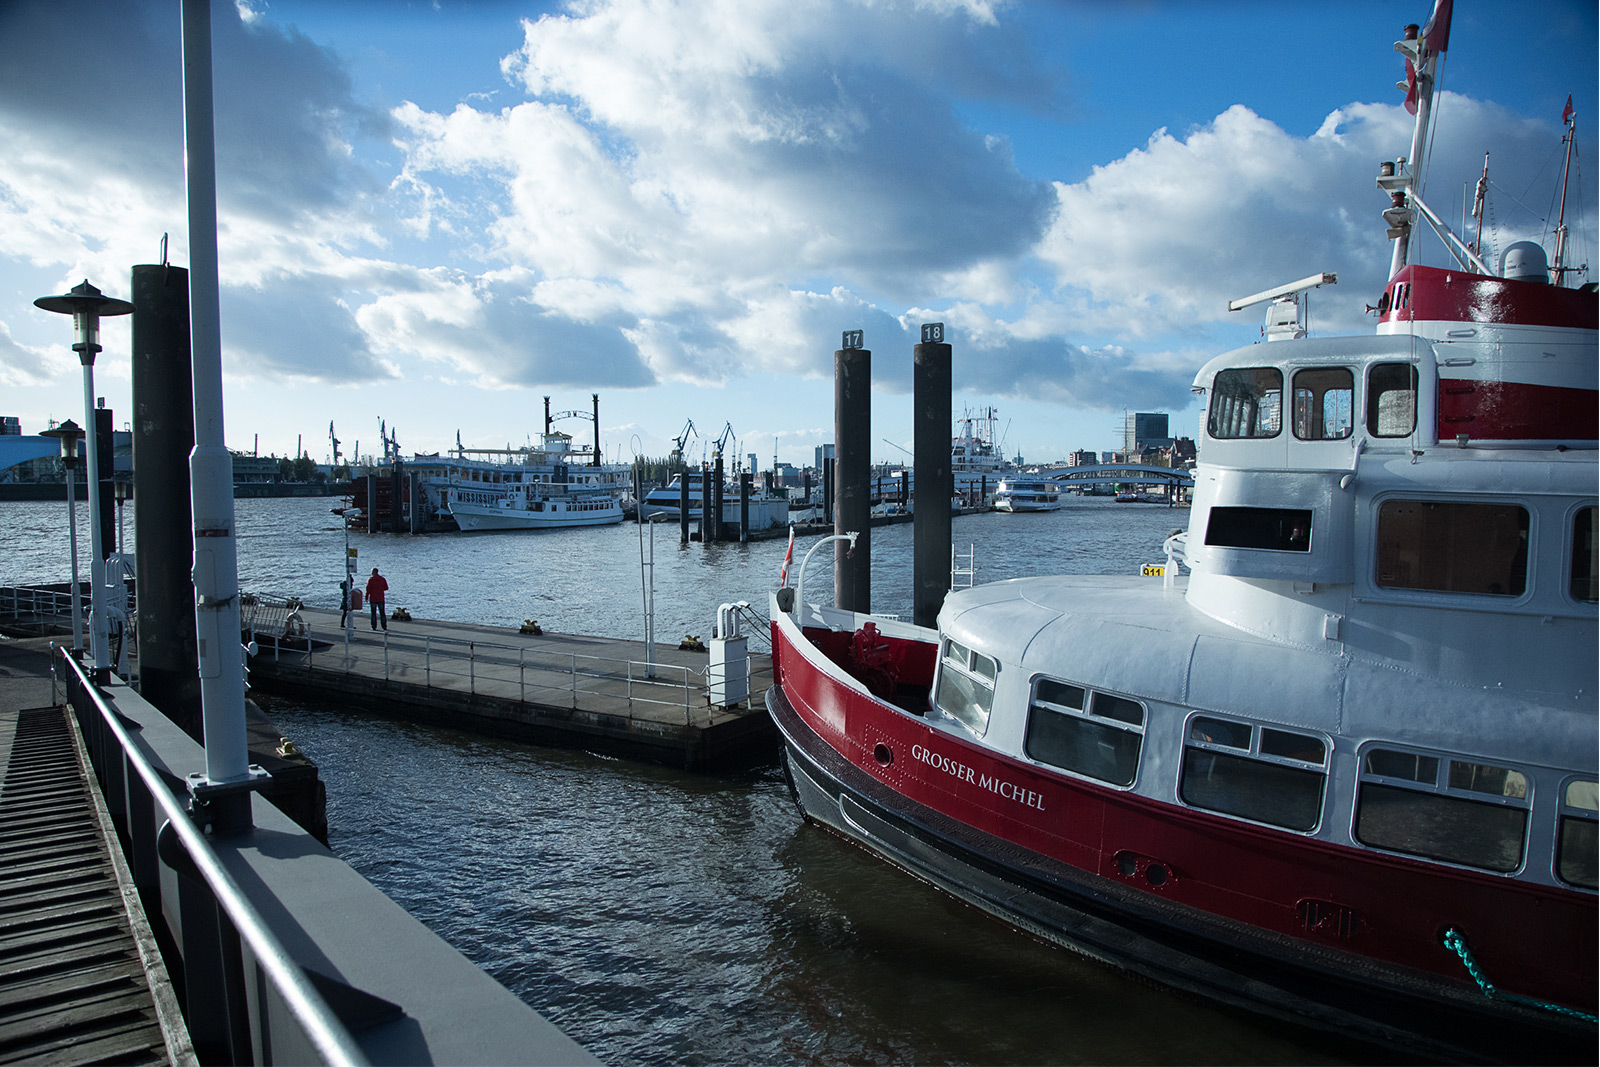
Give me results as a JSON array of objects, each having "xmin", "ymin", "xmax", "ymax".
[
  {"xmin": 934, "ymin": 639, "xmax": 996, "ymax": 736},
  {"xmin": 1557, "ymin": 779, "xmax": 1597, "ymax": 889},
  {"xmin": 1292, "ymin": 367, "xmax": 1354, "ymax": 440},
  {"xmin": 1355, "ymin": 747, "xmax": 1528, "ymax": 872},
  {"xmin": 1205, "ymin": 506, "xmax": 1312, "ymax": 552},
  {"xmin": 1376, "ymin": 500, "xmax": 1528, "ymax": 596},
  {"xmin": 1572, "ymin": 507, "xmax": 1598, "ymax": 603},
  {"xmin": 1025, "ymin": 679, "xmax": 1145, "ymax": 787},
  {"xmin": 1367, "ymin": 363, "xmax": 1418, "ymax": 437},
  {"xmin": 1179, "ymin": 716, "xmax": 1327, "ymax": 831},
  {"xmin": 1208, "ymin": 368, "xmax": 1282, "ymax": 439}
]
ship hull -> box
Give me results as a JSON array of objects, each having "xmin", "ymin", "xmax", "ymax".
[{"xmin": 769, "ymin": 683, "xmax": 1593, "ymax": 1063}]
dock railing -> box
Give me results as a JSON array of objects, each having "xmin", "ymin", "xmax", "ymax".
[
  {"xmin": 253, "ymin": 624, "xmax": 738, "ymax": 725},
  {"xmin": 55, "ymin": 645, "xmax": 597, "ymax": 1065},
  {"xmin": 0, "ymin": 584, "xmax": 90, "ymax": 636},
  {"xmin": 58, "ymin": 649, "xmax": 372, "ymax": 1066}
]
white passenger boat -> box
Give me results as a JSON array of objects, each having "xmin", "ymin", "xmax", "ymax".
[
  {"xmin": 638, "ymin": 473, "xmax": 790, "ymax": 529},
  {"xmin": 993, "ymin": 478, "xmax": 1061, "ymax": 512},
  {"xmin": 765, "ymin": 7, "xmax": 1596, "ymax": 1060},
  {"xmin": 951, "ymin": 407, "xmax": 1015, "ymax": 501},
  {"xmin": 418, "ymin": 432, "xmax": 628, "ymax": 531}
]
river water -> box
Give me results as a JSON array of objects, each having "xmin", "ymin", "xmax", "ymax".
[{"xmin": 3, "ymin": 496, "xmax": 1357, "ymax": 1065}]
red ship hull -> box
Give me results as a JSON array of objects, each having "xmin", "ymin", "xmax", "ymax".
[{"xmin": 770, "ymin": 616, "xmax": 1597, "ymax": 1063}]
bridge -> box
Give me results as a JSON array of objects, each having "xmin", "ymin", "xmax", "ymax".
[{"xmin": 1037, "ymin": 463, "xmax": 1196, "ymax": 489}]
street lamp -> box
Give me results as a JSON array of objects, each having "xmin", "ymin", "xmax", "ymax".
[
  {"xmin": 34, "ymin": 280, "xmax": 134, "ymax": 682},
  {"xmin": 39, "ymin": 420, "xmax": 86, "ymax": 653}
]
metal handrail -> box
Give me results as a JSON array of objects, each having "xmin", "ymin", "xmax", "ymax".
[{"xmin": 58, "ymin": 651, "xmax": 370, "ymax": 1066}]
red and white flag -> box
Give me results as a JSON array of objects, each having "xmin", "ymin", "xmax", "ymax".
[
  {"xmin": 1563, "ymin": 94, "xmax": 1575, "ymax": 125},
  {"xmin": 779, "ymin": 525, "xmax": 796, "ymax": 587}
]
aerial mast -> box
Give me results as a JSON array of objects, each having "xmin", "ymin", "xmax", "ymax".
[{"xmin": 1552, "ymin": 95, "xmax": 1578, "ymax": 284}]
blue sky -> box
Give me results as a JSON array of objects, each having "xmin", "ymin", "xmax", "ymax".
[{"xmin": 1, "ymin": 0, "xmax": 1593, "ymax": 468}]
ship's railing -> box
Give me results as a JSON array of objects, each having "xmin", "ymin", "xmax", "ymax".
[
  {"xmin": 252, "ymin": 625, "xmax": 731, "ymax": 724},
  {"xmin": 56, "ymin": 649, "xmax": 370, "ymax": 1066}
]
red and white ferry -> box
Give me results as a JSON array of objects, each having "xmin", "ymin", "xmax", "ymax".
[{"xmin": 766, "ymin": 5, "xmax": 1596, "ymax": 1061}]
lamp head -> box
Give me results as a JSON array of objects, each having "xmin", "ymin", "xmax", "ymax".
[
  {"xmin": 39, "ymin": 418, "xmax": 85, "ymax": 463},
  {"xmin": 34, "ymin": 280, "xmax": 134, "ymax": 365}
]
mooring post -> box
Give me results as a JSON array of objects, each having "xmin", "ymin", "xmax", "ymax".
[
  {"xmin": 834, "ymin": 332, "xmax": 870, "ymax": 613},
  {"xmin": 739, "ymin": 472, "xmax": 750, "ymax": 543},
  {"xmin": 131, "ymin": 262, "xmax": 205, "ymax": 738},
  {"xmin": 679, "ymin": 471, "xmax": 690, "ymax": 544},
  {"xmin": 913, "ymin": 323, "xmax": 953, "ymax": 628}
]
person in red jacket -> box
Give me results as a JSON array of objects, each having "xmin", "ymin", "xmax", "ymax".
[{"xmin": 365, "ymin": 567, "xmax": 389, "ymax": 631}]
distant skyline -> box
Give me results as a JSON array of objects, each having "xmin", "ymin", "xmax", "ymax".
[{"xmin": 1, "ymin": 0, "xmax": 1593, "ymax": 468}]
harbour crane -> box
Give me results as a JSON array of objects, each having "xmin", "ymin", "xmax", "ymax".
[
  {"xmin": 668, "ymin": 419, "xmax": 697, "ymax": 464},
  {"xmin": 711, "ymin": 422, "xmax": 738, "ymax": 469}
]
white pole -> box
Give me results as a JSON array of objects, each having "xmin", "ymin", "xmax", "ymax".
[
  {"xmin": 65, "ymin": 464, "xmax": 83, "ymax": 652},
  {"xmin": 182, "ymin": 0, "xmax": 249, "ymax": 784},
  {"xmin": 82, "ymin": 378, "xmax": 107, "ymax": 674}
]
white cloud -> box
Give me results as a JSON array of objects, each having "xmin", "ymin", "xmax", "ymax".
[{"xmin": 0, "ymin": 320, "xmax": 69, "ymax": 387}]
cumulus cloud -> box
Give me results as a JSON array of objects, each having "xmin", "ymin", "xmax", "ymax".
[{"xmin": 0, "ymin": 319, "xmax": 69, "ymax": 387}]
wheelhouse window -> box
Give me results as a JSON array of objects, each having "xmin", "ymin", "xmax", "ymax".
[
  {"xmin": 1179, "ymin": 716, "xmax": 1327, "ymax": 831},
  {"xmin": 934, "ymin": 638, "xmax": 997, "ymax": 736},
  {"xmin": 1355, "ymin": 748, "xmax": 1529, "ymax": 872},
  {"xmin": 1024, "ymin": 679, "xmax": 1145, "ymax": 787},
  {"xmin": 1376, "ymin": 500, "xmax": 1529, "ymax": 596},
  {"xmin": 1367, "ymin": 362, "xmax": 1418, "ymax": 437},
  {"xmin": 1204, "ymin": 506, "xmax": 1312, "ymax": 552},
  {"xmin": 1208, "ymin": 368, "xmax": 1282, "ymax": 439},
  {"xmin": 1572, "ymin": 507, "xmax": 1598, "ymax": 603},
  {"xmin": 1292, "ymin": 367, "xmax": 1354, "ymax": 440},
  {"xmin": 1557, "ymin": 779, "xmax": 1597, "ymax": 889}
]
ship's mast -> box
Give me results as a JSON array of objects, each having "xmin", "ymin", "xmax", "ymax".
[{"xmin": 1551, "ymin": 97, "xmax": 1578, "ymax": 285}]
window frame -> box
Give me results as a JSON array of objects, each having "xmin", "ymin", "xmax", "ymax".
[
  {"xmin": 933, "ymin": 637, "xmax": 998, "ymax": 738},
  {"xmin": 1291, "ymin": 366, "xmax": 1355, "ymax": 441},
  {"xmin": 1023, "ymin": 677, "xmax": 1147, "ymax": 789},
  {"xmin": 1366, "ymin": 361, "xmax": 1418, "ymax": 438},
  {"xmin": 1208, "ymin": 367, "xmax": 1284, "ymax": 441},
  {"xmin": 1353, "ymin": 743, "xmax": 1531, "ymax": 875},
  {"xmin": 1556, "ymin": 775, "xmax": 1598, "ymax": 890},
  {"xmin": 1569, "ymin": 505, "xmax": 1598, "ymax": 605},
  {"xmin": 1178, "ymin": 713, "xmax": 1330, "ymax": 833},
  {"xmin": 1372, "ymin": 496, "xmax": 1532, "ymax": 601}
]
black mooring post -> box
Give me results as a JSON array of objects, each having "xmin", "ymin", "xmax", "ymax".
[
  {"xmin": 679, "ymin": 470, "xmax": 690, "ymax": 543},
  {"xmin": 835, "ymin": 339, "xmax": 870, "ymax": 613},
  {"xmin": 822, "ymin": 458, "xmax": 833, "ymax": 524},
  {"xmin": 739, "ymin": 472, "xmax": 750, "ymax": 543},
  {"xmin": 131, "ymin": 263, "xmax": 203, "ymax": 739},
  {"xmin": 712, "ymin": 454, "xmax": 725, "ymax": 543},
  {"xmin": 701, "ymin": 467, "xmax": 713, "ymax": 543},
  {"xmin": 913, "ymin": 325, "xmax": 953, "ymax": 628}
]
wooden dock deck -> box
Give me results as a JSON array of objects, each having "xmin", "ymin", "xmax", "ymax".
[
  {"xmin": 246, "ymin": 607, "xmax": 777, "ymax": 772},
  {"xmin": 0, "ymin": 638, "xmax": 192, "ymax": 1065}
]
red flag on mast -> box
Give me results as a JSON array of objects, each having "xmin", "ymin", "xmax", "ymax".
[{"xmin": 1563, "ymin": 94, "xmax": 1575, "ymax": 125}]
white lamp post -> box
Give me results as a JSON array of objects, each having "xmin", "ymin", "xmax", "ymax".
[
  {"xmin": 39, "ymin": 420, "xmax": 86, "ymax": 653},
  {"xmin": 34, "ymin": 281, "xmax": 134, "ymax": 683}
]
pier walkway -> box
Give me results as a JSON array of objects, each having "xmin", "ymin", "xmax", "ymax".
[
  {"xmin": 246, "ymin": 607, "xmax": 777, "ymax": 771},
  {"xmin": 0, "ymin": 637, "xmax": 190, "ymax": 1065}
]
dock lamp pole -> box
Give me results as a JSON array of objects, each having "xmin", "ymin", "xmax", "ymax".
[
  {"xmin": 39, "ymin": 420, "xmax": 86, "ymax": 654},
  {"xmin": 34, "ymin": 281, "xmax": 134, "ymax": 683}
]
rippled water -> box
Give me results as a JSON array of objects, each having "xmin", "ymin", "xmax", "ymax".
[{"xmin": 4, "ymin": 495, "xmax": 1357, "ymax": 1065}]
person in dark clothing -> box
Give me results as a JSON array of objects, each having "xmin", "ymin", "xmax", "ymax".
[
  {"xmin": 339, "ymin": 578, "xmax": 350, "ymax": 627},
  {"xmin": 366, "ymin": 567, "xmax": 389, "ymax": 631}
]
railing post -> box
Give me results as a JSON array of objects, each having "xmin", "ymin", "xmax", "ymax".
[
  {"xmin": 383, "ymin": 629, "xmax": 389, "ymax": 679},
  {"xmin": 469, "ymin": 642, "xmax": 475, "ymax": 695},
  {"xmin": 519, "ymin": 647, "xmax": 524, "ymax": 702},
  {"xmin": 571, "ymin": 653, "xmax": 577, "ymax": 709},
  {"xmin": 425, "ymin": 636, "xmax": 431, "ymax": 687}
]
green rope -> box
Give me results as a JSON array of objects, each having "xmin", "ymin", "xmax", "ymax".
[{"xmin": 1441, "ymin": 928, "xmax": 1597, "ymax": 1025}]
